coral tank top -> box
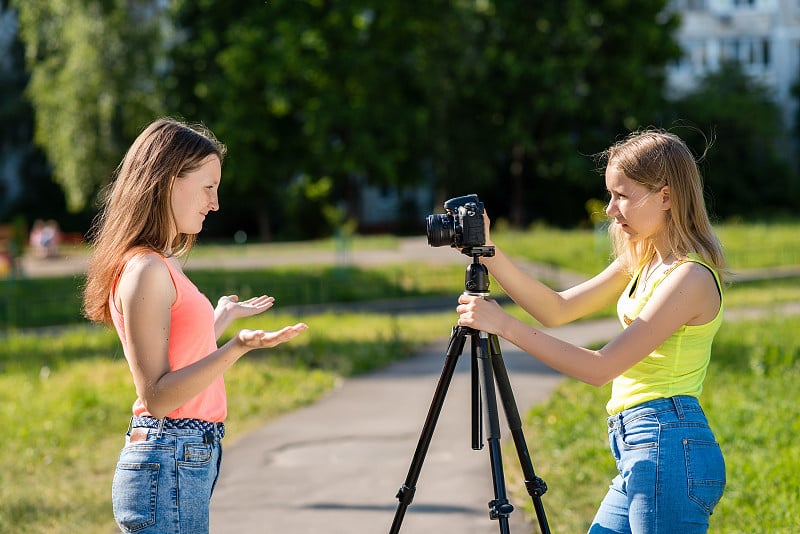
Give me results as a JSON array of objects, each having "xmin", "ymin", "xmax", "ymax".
[{"xmin": 110, "ymin": 252, "xmax": 226, "ymax": 422}]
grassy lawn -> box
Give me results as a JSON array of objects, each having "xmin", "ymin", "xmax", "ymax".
[
  {"xmin": 1, "ymin": 221, "xmax": 799, "ymax": 532},
  {"xmin": 0, "ymin": 310, "xmax": 458, "ymax": 534},
  {"xmin": 507, "ymin": 315, "xmax": 800, "ymax": 533},
  {"xmin": 494, "ymin": 220, "xmax": 800, "ymax": 274}
]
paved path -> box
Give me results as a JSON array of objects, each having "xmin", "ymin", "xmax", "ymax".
[{"xmin": 209, "ymin": 319, "xmax": 621, "ymax": 534}]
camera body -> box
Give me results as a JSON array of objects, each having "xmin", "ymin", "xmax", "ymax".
[{"xmin": 426, "ymin": 194, "xmax": 486, "ymax": 248}]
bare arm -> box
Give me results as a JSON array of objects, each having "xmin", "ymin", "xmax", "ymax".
[
  {"xmin": 478, "ymin": 212, "xmax": 629, "ymax": 326},
  {"xmin": 117, "ymin": 254, "xmax": 307, "ymax": 418},
  {"xmin": 482, "ymin": 248, "xmax": 630, "ymax": 326},
  {"xmin": 457, "ymin": 262, "xmax": 720, "ymax": 386}
]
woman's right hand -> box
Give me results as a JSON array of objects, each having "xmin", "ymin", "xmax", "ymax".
[{"xmin": 237, "ymin": 323, "xmax": 308, "ymax": 350}]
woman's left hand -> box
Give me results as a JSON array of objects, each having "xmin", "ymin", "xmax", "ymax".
[
  {"xmin": 456, "ymin": 294, "xmax": 508, "ymax": 335},
  {"xmin": 217, "ymin": 295, "xmax": 275, "ymax": 320}
]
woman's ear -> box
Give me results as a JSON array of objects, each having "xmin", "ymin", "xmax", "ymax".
[{"xmin": 660, "ymin": 185, "xmax": 671, "ymax": 210}]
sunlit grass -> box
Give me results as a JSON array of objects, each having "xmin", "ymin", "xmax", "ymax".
[
  {"xmin": 192, "ymin": 233, "xmax": 401, "ymax": 258},
  {"xmin": 0, "ymin": 311, "xmax": 458, "ymax": 533},
  {"xmin": 2, "ymin": 222, "xmax": 800, "ymax": 532},
  {"xmin": 507, "ymin": 316, "xmax": 800, "ymax": 533},
  {"xmin": 494, "ymin": 220, "xmax": 800, "ymax": 275}
]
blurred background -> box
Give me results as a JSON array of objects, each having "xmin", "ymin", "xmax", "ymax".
[
  {"xmin": 3, "ymin": 4, "xmax": 800, "ymax": 532},
  {"xmin": 2, "ymin": 0, "xmax": 800, "ymax": 248}
]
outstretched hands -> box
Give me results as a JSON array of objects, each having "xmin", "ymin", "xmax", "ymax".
[
  {"xmin": 217, "ymin": 294, "xmax": 275, "ymax": 320},
  {"xmin": 214, "ymin": 294, "xmax": 305, "ymax": 342},
  {"xmin": 237, "ymin": 323, "xmax": 309, "ymax": 349},
  {"xmin": 215, "ymin": 294, "xmax": 308, "ymax": 350}
]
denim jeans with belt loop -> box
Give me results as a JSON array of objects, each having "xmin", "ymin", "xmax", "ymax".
[
  {"xmin": 588, "ymin": 396, "xmax": 726, "ymax": 534},
  {"xmin": 112, "ymin": 418, "xmax": 224, "ymax": 533}
]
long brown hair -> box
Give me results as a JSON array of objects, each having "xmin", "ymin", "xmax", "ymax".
[
  {"xmin": 82, "ymin": 118, "xmax": 226, "ymax": 325},
  {"xmin": 599, "ymin": 128, "xmax": 726, "ymax": 280}
]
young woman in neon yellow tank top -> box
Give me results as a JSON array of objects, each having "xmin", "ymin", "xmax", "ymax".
[
  {"xmin": 457, "ymin": 129, "xmax": 726, "ymax": 533},
  {"xmin": 82, "ymin": 118, "xmax": 308, "ymax": 533}
]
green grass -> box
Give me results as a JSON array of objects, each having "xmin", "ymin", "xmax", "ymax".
[
  {"xmin": 716, "ymin": 222, "xmax": 800, "ymax": 268},
  {"xmin": 507, "ymin": 315, "xmax": 800, "ymax": 533},
  {"xmin": 4, "ymin": 220, "xmax": 800, "ymax": 330},
  {"xmin": 0, "ymin": 310, "xmax": 458, "ymax": 534},
  {"xmin": 494, "ymin": 220, "xmax": 800, "ymax": 275},
  {"xmin": 2, "ymin": 222, "xmax": 800, "ymax": 532},
  {"xmin": 0, "ymin": 263, "xmax": 467, "ymax": 329}
]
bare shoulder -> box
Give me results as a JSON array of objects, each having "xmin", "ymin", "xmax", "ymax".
[
  {"xmin": 118, "ymin": 252, "xmax": 173, "ymax": 296},
  {"xmin": 670, "ymin": 260, "xmax": 718, "ymax": 290},
  {"xmin": 666, "ymin": 260, "xmax": 720, "ymax": 324},
  {"xmin": 122, "ymin": 252, "xmax": 167, "ymax": 279}
]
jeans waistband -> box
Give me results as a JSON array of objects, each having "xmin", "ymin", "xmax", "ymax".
[
  {"xmin": 608, "ymin": 395, "xmax": 702, "ymax": 429},
  {"xmin": 130, "ymin": 415, "xmax": 225, "ymax": 439}
]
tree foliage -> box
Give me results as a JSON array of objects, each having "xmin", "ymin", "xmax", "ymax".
[
  {"xmin": 0, "ymin": 1, "xmax": 68, "ymax": 228},
  {"xmin": 12, "ymin": 0, "xmax": 167, "ymax": 211},
  {"xmin": 463, "ymin": 1, "xmax": 682, "ymax": 226},
  {"xmin": 164, "ymin": 0, "xmax": 681, "ymax": 236},
  {"xmin": 165, "ymin": 0, "xmax": 486, "ymax": 238},
  {"xmin": 9, "ymin": 0, "xmax": 799, "ymax": 237},
  {"xmin": 667, "ymin": 62, "xmax": 800, "ymax": 219}
]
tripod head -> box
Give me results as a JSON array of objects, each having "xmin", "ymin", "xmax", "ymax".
[{"xmin": 462, "ymin": 246, "xmax": 495, "ymax": 297}]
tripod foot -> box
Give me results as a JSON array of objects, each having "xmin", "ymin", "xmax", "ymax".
[{"xmin": 488, "ymin": 498, "xmax": 514, "ymax": 520}]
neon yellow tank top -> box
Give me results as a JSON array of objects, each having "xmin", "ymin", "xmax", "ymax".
[{"xmin": 606, "ymin": 253, "xmax": 723, "ymax": 415}]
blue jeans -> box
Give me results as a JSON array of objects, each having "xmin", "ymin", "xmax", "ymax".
[
  {"xmin": 112, "ymin": 425, "xmax": 223, "ymax": 533},
  {"xmin": 588, "ymin": 396, "xmax": 726, "ymax": 534}
]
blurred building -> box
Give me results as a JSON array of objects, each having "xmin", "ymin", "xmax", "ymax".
[{"xmin": 667, "ymin": 0, "xmax": 800, "ymax": 127}]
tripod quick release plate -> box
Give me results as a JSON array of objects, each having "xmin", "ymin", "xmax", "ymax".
[{"xmin": 461, "ymin": 245, "xmax": 495, "ymax": 258}]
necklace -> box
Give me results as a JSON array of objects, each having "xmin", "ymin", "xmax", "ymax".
[{"xmin": 641, "ymin": 255, "xmax": 665, "ymax": 289}]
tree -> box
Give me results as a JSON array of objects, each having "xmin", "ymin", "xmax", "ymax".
[
  {"xmin": 456, "ymin": 1, "xmax": 682, "ymax": 227},
  {"xmin": 0, "ymin": 0, "xmax": 74, "ymax": 231},
  {"xmin": 0, "ymin": 0, "xmax": 34, "ymax": 218},
  {"xmin": 11, "ymin": 0, "xmax": 687, "ymax": 234},
  {"xmin": 12, "ymin": 0, "xmax": 167, "ymax": 212},
  {"xmin": 667, "ymin": 61, "xmax": 800, "ymax": 219},
  {"xmin": 166, "ymin": 0, "xmax": 482, "ymax": 239}
]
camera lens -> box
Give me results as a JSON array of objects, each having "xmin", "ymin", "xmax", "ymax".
[{"xmin": 426, "ymin": 214, "xmax": 454, "ymax": 247}]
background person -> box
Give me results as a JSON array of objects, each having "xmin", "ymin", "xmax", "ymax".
[
  {"xmin": 456, "ymin": 129, "xmax": 726, "ymax": 533},
  {"xmin": 28, "ymin": 219, "xmax": 62, "ymax": 258},
  {"xmin": 82, "ymin": 117, "xmax": 308, "ymax": 533}
]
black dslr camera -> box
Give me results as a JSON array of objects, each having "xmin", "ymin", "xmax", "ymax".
[{"xmin": 426, "ymin": 194, "xmax": 486, "ymax": 249}]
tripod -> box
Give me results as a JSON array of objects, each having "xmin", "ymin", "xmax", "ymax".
[{"xmin": 390, "ymin": 246, "xmax": 550, "ymax": 534}]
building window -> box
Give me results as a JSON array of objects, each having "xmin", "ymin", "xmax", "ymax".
[
  {"xmin": 721, "ymin": 39, "xmax": 740, "ymax": 62},
  {"xmin": 687, "ymin": 0, "xmax": 706, "ymax": 10}
]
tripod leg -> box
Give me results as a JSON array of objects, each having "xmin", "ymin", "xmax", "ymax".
[
  {"xmin": 488, "ymin": 334, "xmax": 551, "ymax": 534},
  {"xmin": 472, "ymin": 335, "xmax": 483, "ymax": 450},
  {"xmin": 474, "ymin": 332, "xmax": 514, "ymax": 534},
  {"xmin": 390, "ymin": 326, "xmax": 468, "ymax": 534}
]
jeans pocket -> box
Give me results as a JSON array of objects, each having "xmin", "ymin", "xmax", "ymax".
[
  {"xmin": 685, "ymin": 439, "xmax": 726, "ymax": 514},
  {"xmin": 112, "ymin": 462, "xmax": 160, "ymax": 533},
  {"xmin": 181, "ymin": 443, "xmax": 212, "ymax": 466},
  {"xmin": 620, "ymin": 414, "xmax": 659, "ymax": 450}
]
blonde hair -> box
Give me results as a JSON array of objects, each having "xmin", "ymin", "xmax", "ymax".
[
  {"xmin": 82, "ymin": 118, "xmax": 226, "ymax": 324},
  {"xmin": 599, "ymin": 128, "xmax": 725, "ymax": 280}
]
